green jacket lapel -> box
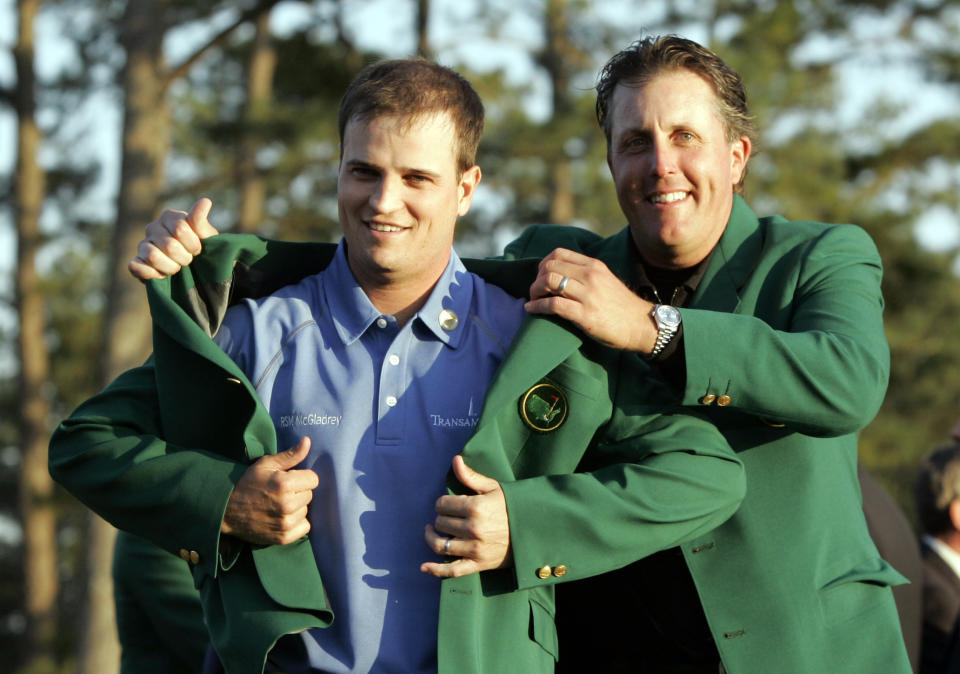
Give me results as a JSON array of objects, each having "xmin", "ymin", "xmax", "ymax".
[
  {"xmin": 468, "ymin": 315, "xmax": 583, "ymax": 437},
  {"xmin": 690, "ymin": 195, "xmax": 762, "ymax": 312}
]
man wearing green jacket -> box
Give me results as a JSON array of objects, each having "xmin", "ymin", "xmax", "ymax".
[
  {"xmin": 50, "ymin": 58, "xmax": 744, "ymax": 674},
  {"xmin": 513, "ymin": 35, "xmax": 910, "ymax": 673},
  {"xmin": 115, "ymin": 37, "xmax": 911, "ymax": 672}
]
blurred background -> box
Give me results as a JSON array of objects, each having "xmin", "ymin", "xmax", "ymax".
[{"xmin": 1, "ymin": 0, "xmax": 958, "ymax": 671}]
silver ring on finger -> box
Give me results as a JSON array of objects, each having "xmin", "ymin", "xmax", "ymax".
[
  {"xmin": 443, "ymin": 538, "xmax": 452, "ymax": 555},
  {"xmin": 557, "ymin": 276, "xmax": 570, "ymax": 295}
]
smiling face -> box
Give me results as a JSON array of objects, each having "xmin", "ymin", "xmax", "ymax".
[
  {"xmin": 337, "ymin": 111, "xmax": 480, "ymax": 305},
  {"xmin": 606, "ymin": 68, "xmax": 750, "ymax": 269}
]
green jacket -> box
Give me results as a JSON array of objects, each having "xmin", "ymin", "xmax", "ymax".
[
  {"xmin": 504, "ymin": 195, "xmax": 911, "ymax": 673},
  {"xmin": 49, "ymin": 235, "xmax": 745, "ymax": 674}
]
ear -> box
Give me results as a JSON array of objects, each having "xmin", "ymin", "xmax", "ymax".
[
  {"xmin": 457, "ymin": 165, "xmax": 482, "ymax": 217},
  {"xmin": 730, "ymin": 135, "xmax": 751, "ymax": 186},
  {"xmin": 949, "ymin": 498, "xmax": 960, "ymax": 532}
]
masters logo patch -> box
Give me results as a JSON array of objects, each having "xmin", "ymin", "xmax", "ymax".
[{"xmin": 519, "ymin": 381, "xmax": 568, "ymax": 432}]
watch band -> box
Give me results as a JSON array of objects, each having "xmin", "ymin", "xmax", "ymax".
[{"xmin": 650, "ymin": 304, "xmax": 680, "ymax": 358}]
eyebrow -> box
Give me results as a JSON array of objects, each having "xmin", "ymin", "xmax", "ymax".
[{"xmin": 344, "ymin": 159, "xmax": 442, "ymax": 180}]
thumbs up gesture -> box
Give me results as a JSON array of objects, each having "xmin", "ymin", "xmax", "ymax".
[
  {"xmin": 221, "ymin": 437, "xmax": 320, "ymax": 546},
  {"xmin": 129, "ymin": 197, "xmax": 220, "ymax": 281}
]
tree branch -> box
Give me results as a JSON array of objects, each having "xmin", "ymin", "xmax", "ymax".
[{"xmin": 163, "ymin": 0, "xmax": 285, "ymax": 91}]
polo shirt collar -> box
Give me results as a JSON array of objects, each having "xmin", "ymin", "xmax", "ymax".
[
  {"xmin": 324, "ymin": 241, "xmax": 385, "ymax": 346},
  {"xmin": 413, "ymin": 250, "xmax": 473, "ymax": 348},
  {"xmin": 323, "ymin": 241, "xmax": 473, "ymax": 349}
]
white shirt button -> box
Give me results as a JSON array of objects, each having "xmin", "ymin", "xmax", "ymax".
[
  {"xmin": 388, "ymin": 354, "xmax": 400, "ymax": 366},
  {"xmin": 376, "ymin": 318, "xmax": 388, "ymax": 329},
  {"xmin": 385, "ymin": 396, "xmax": 398, "ymax": 407}
]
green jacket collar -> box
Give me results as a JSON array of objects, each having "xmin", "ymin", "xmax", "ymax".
[{"xmin": 690, "ymin": 195, "xmax": 762, "ymax": 312}]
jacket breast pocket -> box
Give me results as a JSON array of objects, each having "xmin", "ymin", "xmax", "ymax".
[{"xmin": 818, "ymin": 556, "xmax": 906, "ymax": 627}]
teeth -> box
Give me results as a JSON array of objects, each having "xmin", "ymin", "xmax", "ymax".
[
  {"xmin": 650, "ymin": 191, "xmax": 688, "ymax": 204},
  {"xmin": 370, "ymin": 223, "xmax": 403, "ymax": 232}
]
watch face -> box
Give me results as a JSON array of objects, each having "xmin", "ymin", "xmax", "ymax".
[{"xmin": 657, "ymin": 305, "xmax": 681, "ymax": 326}]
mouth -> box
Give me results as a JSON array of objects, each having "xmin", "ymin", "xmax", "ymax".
[
  {"xmin": 648, "ymin": 191, "xmax": 689, "ymax": 205},
  {"xmin": 366, "ymin": 221, "xmax": 406, "ymax": 233}
]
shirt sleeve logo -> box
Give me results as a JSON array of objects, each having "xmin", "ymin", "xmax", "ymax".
[{"xmin": 519, "ymin": 381, "xmax": 568, "ymax": 433}]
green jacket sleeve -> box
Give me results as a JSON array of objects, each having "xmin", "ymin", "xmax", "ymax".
[
  {"xmin": 502, "ymin": 402, "xmax": 744, "ymax": 590},
  {"xmin": 682, "ymin": 223, "xmax": 889, "ymax": 435},
  {"xmin": 48, "ymin": 359, "xmax": 246, "ymax": 581}
]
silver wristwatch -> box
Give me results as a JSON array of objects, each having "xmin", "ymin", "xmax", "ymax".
[{"xmin": 650, "ymin": 304, "xmax": 681, "ymax": 358}]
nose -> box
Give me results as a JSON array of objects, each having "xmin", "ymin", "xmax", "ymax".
[
  {"xmin": 368, "ymin": 174, "xmax": 403, "ymax": 213},
  {"xmin": 648, "ymin": 138, "xmax": 678, "ymax": 178}
]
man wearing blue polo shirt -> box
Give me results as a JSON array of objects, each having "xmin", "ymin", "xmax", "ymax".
[{"xmin": 51, "ymin": 58, "xmax": 743, "ymax": 673}]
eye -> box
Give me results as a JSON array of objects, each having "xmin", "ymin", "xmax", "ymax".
[
  {"xmin": 625, "ymin": 136, "xmax": 649, "ymax": 150},
  {"xmin": 675, "ymin": 131, "xmax": 696, "ymax": 143},
  {"xmin": 405, "ymin": 173, "xmax": 431, "ymax": 185},
  {"xmin": 350, "ymin": 165, "xmax": 378, "ymax": 179}
]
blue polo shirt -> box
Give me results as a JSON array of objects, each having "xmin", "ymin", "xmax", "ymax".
[{"xmin": 213, "ymin": 241, "xmax": 526, "ymax": 673}]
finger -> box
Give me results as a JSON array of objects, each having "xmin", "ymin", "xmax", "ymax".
[
  {"xmin": 128, "ymin": 240, "xmax": 185, "ymax": 281},
  {"xmin": 277, "ymin": 468, "xmax": 320, "ymax": 493},
  {"xmin": 155, "ymin": 210, "xmax": 203, "ymax": 257},
  {"xmin": 524, "ymin": 295, "xmax": 580, "ymax": 320},
  {"xmin": 186, "ymin": 197, "xmax": 219, "ymax": 239},
  {"xmin": 539, "ymin": 247, "xmax": 595, "ymax": 270},
  {"xmin": 424, "ymin": 524, "xmax": 458, "ymax": 556},
  {"xmin": 263, "ymin": 437, "xmax": 312, "ymax": 470},
  {"xmin": 451, "ymin": 455, "xmax": 500, "ymax": 495},
  {"xmin": 434, "ymin": 493, "xmax": 470, "ymax": 520},
  {"xmin": 433, "ymin": 513, "xmax": 473, "ymax": 540},
  {"xmin": 275, "ymin": 488, "xmax": 315, "ymax": 514},
  {"xmin": 140, "ymin": 236, "xmax": 195, "ymax": 270},
  {"xmin": 529, "ymin": 264, "xmax": 582, "ymax": 300},
  {"xmin": 420, "ymin": 558, "xmax": 481, "ymax": 578},
  {"xmin": 549, "ymin": 271, "xmax": 579, "ymax": 298},
  {"xmin": 128, "ymin": 257, "xmax": 165, "ymax": 282},
  {"xmin": 276, "ymin": 510, "xmax": 312, "ymax": 545}
]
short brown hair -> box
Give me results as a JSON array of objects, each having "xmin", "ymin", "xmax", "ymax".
[
  {"xmin": 338, "ymin": 58, "xmax": 484, "ymax": 174},
  {"xmin": 596, "ymin": 35, "xmax": 756, "ymax": 191},
  {"xmin": 915, "ymin": 443, "xmax": 960, "ymax": 536}
]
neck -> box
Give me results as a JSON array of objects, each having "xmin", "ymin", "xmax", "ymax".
[
  {"xmin": 637, "ymin": 244, "xmax": 712, "ymax": 271},
  {"xmin": 938, "ymin": 531, "xmax": 960, "ymax": 555}
]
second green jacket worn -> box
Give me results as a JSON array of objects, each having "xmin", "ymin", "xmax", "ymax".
[
  {"xmin": 505, "ymin": 196, "xmax": 911, "ymax": 674},
  {"xmin": 49, "ymin": 236, "xmax": 744, "ymax": 674}
]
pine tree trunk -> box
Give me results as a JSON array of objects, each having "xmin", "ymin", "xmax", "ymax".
[
  {"xmin": 14, "ymin": 0, "xmax": 59, "ymax": 671},
  {"xmin": 543, "ymin": 0, "xmax": 575, "ymax": 224},
  {"xmin": 237, "ymin": 11, "xmax": 277, "ymax": 234},
  {"xmin": 416, "ymin": 0, "xmax": 431, "ymax": 58},
  {"xmin": 79, "ymin": 2, "xmax": 173, "ymax": 672}
]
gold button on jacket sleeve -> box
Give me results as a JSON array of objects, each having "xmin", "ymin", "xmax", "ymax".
[
  {"xmin": 700, "ymin": 394, "xmax": 716, "ymax": 405},
  {"xmin": 536, "ymin": 565, "xmax": 552, "ymax": 579}
]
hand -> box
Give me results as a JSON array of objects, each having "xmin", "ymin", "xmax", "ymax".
[
  {"xmin": 420, "ymin": 456, "xmax": 512, "ymax": 578},
  {"xmin": 128, "ymin": 197, "xmax": 219, "ymax": 281},
  {"xmin": 221, "ymin": 437, "xmax": 319, "ymax": 546},
  {"xmin": 525, "ymin": 247, "xmax": 658, "ymax": 353}
]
